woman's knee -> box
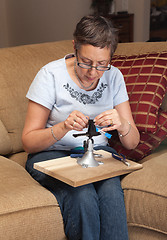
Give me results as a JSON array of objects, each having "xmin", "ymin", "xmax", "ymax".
[
  {"xmin": 70, "ymin": 184, "xmax": 99, "ymax": 207},
  {"xmin": 95, "ymin": 177, "xmax": 124, "ymax": 202}
]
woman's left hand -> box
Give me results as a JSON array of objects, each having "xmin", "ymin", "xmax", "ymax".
[
  {"xmin": 94, "ymin": 103, "xmax": 140, "ymax": 150},
  {"xmin": 94, "ymin": 109, "xmax": 125, "ymax": 132}
]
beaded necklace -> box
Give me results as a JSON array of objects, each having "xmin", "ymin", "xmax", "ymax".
[{"xmin": 74, "ymin": 60, "xmax": 94, "ymax": 90}]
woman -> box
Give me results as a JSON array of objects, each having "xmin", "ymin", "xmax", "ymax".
[{"xmin": 22, "ymin": 15, "xmax": 139, "ymax": 240}]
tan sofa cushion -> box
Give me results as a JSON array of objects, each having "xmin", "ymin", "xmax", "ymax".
[
  {"xmin": 0, "ymin": 120, "xmax": 12, "ymax": 155},
  {"xmin": 122, "ymin": 151, "xmax": 167, "ymax": 236},
  {"xmin": 0, "ymin": 156, "xmax": 66, "ymax": 240},
  {"xmin": 128, "ymin": 226, "xmax": 167, "ymax": 240},
  {"xmin": 8, "ymin": 151, "xmax": 28, "ymax": 168},
  {"xmin": 0, "ymin": 41, "xmax": 73, "ymax": 155},
  {"xmin": 115, "ymin": 42, "xmax": 167, "ymax": 56}
]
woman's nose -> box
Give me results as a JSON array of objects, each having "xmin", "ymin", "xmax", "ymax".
[{"xmin": 88, "ymin": 66, "xmax": 97, "ymax": 74}]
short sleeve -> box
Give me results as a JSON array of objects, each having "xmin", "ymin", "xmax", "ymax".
[
  {"xmin": 112, "ymin": 68, "xmax": 129, "ymax": 107},
  {"xmin": 26, "ymin": 67, "xmax": 56, "ymax": 110}
]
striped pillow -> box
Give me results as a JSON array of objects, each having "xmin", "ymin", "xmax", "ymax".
[
  {"xmin": 109, "ymin": 109, "xmax": 167, "ymax": 161},
  {"xmin": 111, "ymin": 52, "xmax": 167, "ymax": 133}
]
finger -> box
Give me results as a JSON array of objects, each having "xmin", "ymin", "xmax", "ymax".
[
  {"xmin": 71, "ymin": 111, "xmax": 88, "ymax": 124},
  {"xmin": 64, "ymin": 118, "xmax": 83, "ymax": 131},
  {"xmin": 94, "ymin": 110, "xmax": 112, "ymax": 122},
  {"xmin": 72, "ymin": 119, "xmax": 83, "ymax": 131},
  {"xmin": 102, "ymin": 125, "xmax": 115, "ymax": 132},
  {"xmin": 64, "ymin": 118, "xmax": 73, "ymax": 130},
  {"xmin": 70, "ymin": 114, "xmax": 89, "ymax": 130},
  {"xmin": 94, "ymin": 115, "xmax": 113, "ymax": 127}
]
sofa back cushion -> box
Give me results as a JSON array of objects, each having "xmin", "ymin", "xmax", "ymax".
[
  {"xmin": 0, "ymin": 120, "xmax": 12, "ymax": 155},
  {"xmin": 0, "ymin": 41, "xmax": 73, "ymax": 155}
]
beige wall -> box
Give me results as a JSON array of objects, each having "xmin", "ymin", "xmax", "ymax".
[
  {"xmin": 0, "ymin": 0, "xmax": 9, "ymax": 47},
  {"xmin": 0, "ymin": 0, "xmax": 151, "ymax": 48},
  {"xmin": 0, "ymin": 0, "xmax": 91, "ymax": 48}
]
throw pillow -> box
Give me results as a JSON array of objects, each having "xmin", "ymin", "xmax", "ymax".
[
  {"xmin": 109, "ymin": 109, "xmax": 167, "ymax": 161},
  {"xmin": 111, "ymin": 52, "xmax": 167, "ymax": 133}
]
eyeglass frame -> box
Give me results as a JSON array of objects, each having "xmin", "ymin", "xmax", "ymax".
[{"xmin": 75, "ymin": 52, "xmax": 111, "ymax": 72}]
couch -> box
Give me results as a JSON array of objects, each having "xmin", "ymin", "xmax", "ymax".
[{"xmin": 0, "ymin": 40, "xmax": 166, "ymax": 240}]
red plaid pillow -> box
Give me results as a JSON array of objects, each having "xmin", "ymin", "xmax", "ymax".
[
  {"xmin": 111, "ymin": 52, "xmax": 167, "ymax": 133},
  {"xmin": 109, "ymin": 109, "xmax": 167, "ymax": 161}
]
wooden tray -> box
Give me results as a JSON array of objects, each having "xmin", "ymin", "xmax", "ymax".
[{"xmin": 34, "ymin": 150, "xmax": 143, "ymax": 187}]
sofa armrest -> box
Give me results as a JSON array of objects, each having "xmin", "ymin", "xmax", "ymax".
[
  {"xmin": 122, "ymin": 150, "xmax": 167, "ymax": 237},
  {"xmin": 0, "ymin": 155, "xmax": 58, "ymax": 212},
  {"xmin": 0, "ymin": 155, "xmax": 66, "ymax": 240}
]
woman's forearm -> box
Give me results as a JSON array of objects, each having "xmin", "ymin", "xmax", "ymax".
[
  {"xmin": 118, "ymin": 121, "xmax": 140, "ymax": 150},
  {"xmin": 22, "ymin": 121, "xmax": 68, "ymax": 154}
]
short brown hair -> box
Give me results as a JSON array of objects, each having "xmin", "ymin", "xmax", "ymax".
[{"xmin": 73, "ymin": 15, "xmax": 118, "ymax": 58}]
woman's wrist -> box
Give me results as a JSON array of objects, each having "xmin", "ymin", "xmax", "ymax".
[
  {"xmin": 51, "ymin": 127, "xmax": 59, "ymax": 141},
  {"xmin": 118, "ymin": 121, "xmax": 131, "ymax": 137},
  {"xmin": 50, "ymin": 122, "xmax": 70, "ymax": 142}
]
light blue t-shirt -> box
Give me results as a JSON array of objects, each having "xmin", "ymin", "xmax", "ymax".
[{"xmin": 26, "ymin": 54, "xmax": 129, "ymax": 150}]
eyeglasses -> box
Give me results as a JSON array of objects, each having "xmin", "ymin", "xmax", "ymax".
[
  {"xmin": 77, "ymin": 62, "xmax": 111, "ymax": 71},
  {"xmin": 76, "ymin": 54, "xmax": 111, "ymax": 71}
]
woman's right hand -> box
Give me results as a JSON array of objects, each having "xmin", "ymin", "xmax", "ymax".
[
  {"xmin": 64, "ymin": 110, "xmax": 89, "ymax": 131},
  {"xmin": 22, "ymin": 101, "xmax": 89, "ymax": 153}
]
